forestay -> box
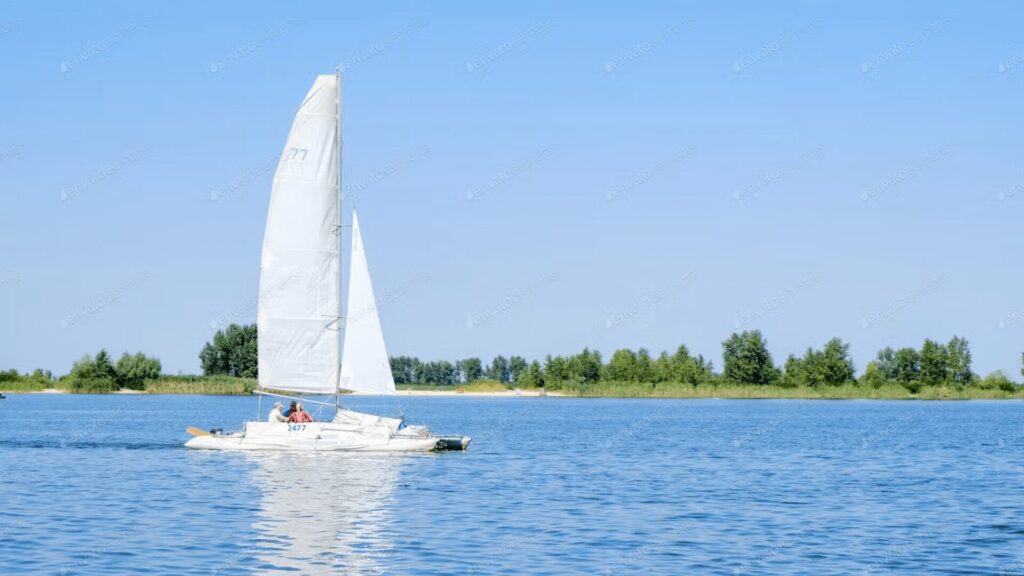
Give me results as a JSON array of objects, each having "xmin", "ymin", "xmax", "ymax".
[{"xmin": 257, "ymin": 74, "xmax": 341, "ymax": 394}]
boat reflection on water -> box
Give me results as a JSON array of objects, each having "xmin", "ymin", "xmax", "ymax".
[{"xmin": 246, "ymin": 452, "xmax": 408, "ymax": 574}]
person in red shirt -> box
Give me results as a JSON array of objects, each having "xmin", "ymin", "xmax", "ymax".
[{"xmin": 287, "ymin": 402, "xmax": 315, "ymax": 423}]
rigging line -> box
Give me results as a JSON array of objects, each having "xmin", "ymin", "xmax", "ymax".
[
  {"xmin": 311, "ymin": 401, "xmax": 329, "ymax": 422},
  {"xmin": 254, "ymin": 390, "xmax": 337, "ymax": 408},
  {"xmin": 385, "ymin": 386, "xmax": 409, "ymax": 422}
]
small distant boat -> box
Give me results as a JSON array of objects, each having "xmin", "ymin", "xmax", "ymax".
[
  {"xmin": 186, "ymin": 72, "xmax": 469, "ymax": 452},
  {"xmin": 0, "ymin": 393, "xmax": 6, "ymax": 399}
]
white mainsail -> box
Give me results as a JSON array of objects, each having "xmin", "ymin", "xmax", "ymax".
[
  {"xmin": 340, "ymin": 210, "xmax": 397, "ymax": 395},
  {"xmin": 257, "ymin": 74, "xmax": 341, "ymax": 394}
]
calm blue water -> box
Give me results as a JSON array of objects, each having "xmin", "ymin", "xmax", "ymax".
[{"xmin": 1, "ymin": 395, "xmax": 1023, "ymax": 575}]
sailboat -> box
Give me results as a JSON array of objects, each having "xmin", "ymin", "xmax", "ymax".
[{"xmin": 185, "ymin": 72, "xmax": 469, "ymax": 451}]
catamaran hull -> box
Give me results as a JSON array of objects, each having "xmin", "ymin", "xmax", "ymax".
[
  {"xmin": 184, "ymin": 434, "xmax": 442, "ymax": 452},
  {"xmin": 184, "ymin": 419, "xmax": 469, "ymax": 452}
]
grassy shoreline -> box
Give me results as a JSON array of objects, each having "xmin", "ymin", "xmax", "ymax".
[
  {"xmin": 4, "ymin": 377, "xmax": 1023, "ymax": 399},
  {"xmin": 391, "ymin": 379, "xmax": 1024, "ymax": 397},
  {"xmin": 551, "ymin": 381, "xmax": 1024, "ymax": 400},
  {"xmin": 142, "ymin": 376, "xmax": 256, "ymax": 395},
  {"xmin": 0, "ymin": 375, "xmax": 257, "ymax": 395},
  {"xmin": 400, "ymin": 380, "xmax": 1024, "ymax": 399}
]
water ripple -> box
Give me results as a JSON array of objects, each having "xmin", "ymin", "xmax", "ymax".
[{"xmin": 1, "ymin": 396, "xmax": 1023, "ymax": 574}]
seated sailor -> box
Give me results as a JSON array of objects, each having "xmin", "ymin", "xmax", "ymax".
[
  {"xmin": 287, "ymin": 402, "xmax": 315, "ymax": 423},
  {"xmin": 268, "ymin": 401, "xmax": 287, "ymax": 423}
]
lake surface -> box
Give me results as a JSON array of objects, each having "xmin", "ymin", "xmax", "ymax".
[{"xmin": 1, "ymin": 395, "xmax": 1023, "ymax": 574}]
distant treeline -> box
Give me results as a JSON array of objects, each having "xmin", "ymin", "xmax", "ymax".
[
  {"xmin": 4, "ymin": 325, "xmax": 1021, "ymax": 396},
  {"xmin": 196, "ymin": 324, "xmax": 1022, "ymax": 392},
  {"xmin": 391, "ymin": 332, "xmax": 1023, "ymax": 393},
  {"xmin": 0, "ymin": 349, "xmax": 161, "ymax": 393}
]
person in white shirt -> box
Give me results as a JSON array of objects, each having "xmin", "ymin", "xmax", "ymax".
[{"xmin": 268, "ymin": 401, "xmax": 288, "ymax": 423}]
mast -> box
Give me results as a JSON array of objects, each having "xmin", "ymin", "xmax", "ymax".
[{"xmin": 335, "ymin": 67, "xmax": 343, "ymax": 413}]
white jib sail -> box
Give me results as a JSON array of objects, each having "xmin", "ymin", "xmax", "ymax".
[
  {"xmin": 257, "ymin": 74, "xmax": 341, "ymax": 394},
  {"xmin": 340, "ymin": 210, "xmax": 397, "ymax": 395}
]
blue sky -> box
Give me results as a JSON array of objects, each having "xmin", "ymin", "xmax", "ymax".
[{"xmin": 1, "ymin": 1, "xmax": 1021, "ymax": 377}]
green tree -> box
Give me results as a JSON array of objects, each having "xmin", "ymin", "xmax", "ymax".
[
  {"xmin": 532, "ymin": 358, "xmax": 548, "ymax": 385},
  {"xmin": 389, "ymin": 356, "xmax": 417, "ymax": 384},
  {"xmin": 530, "ymin": 360, "xmax": 545, "ymax": 387},
  {"xmin": 509, "ymin": 356, "xmax": 528, "ymax": 383},
  {"xmin": 893, "ymin": 347, "xmax": 920, "ymax": 383},
  {"xmin": 696, "ymin": 355, "xmax": 714, "ymax": 381},
  {"xmin": 635, "ymin": 348, "xmax": 654, "ymax": 382},
  {"xmin": 416, "ymin": 360, "xmax": 457, "ymax": 384},
  {"xmin": 411, "ymin": 357, "xmax": 425, "ymax": 383},
  {"xmin": 69, "ymin": 354, "xmax": 96, "ymax": 380},
  {"xmin": 606, "ymin": 349, "xmax": 638, "ymax": 381},
  {"xmin": 544, "ymin": 355, "xmax": 569, "ymax": 384},
  {"xmin": 486, "ymin": 355, "xmax": 510, "ymax": 383},
  {"xmin": 432, "ymin": 361, "xmax": 456, "ymax": 384},
  {"xmin": 460, "ymin": 357, "xmax": 483, "ymax": 382},
  {"xmin": 722, "ymin": 330, "xmax": 779, "ymax": 385},
  {"xmin": 654, "ymin": 351, "xmax": 673, "ymax": 382},
  {"xmin": 67, "ymin": 350, "xmax": 119, "ymax": 393},
  {"xmin": 779, "ymin": 340, "xmax": 852, "ymax": 388},
  {"xmin": 919, "ymin": 339, "xmax": 949, "ymax": 385},
  {"xmin": 800, "ymin": 348, "xmax": 827, "ymax": 387},
  {"xmin": 781, "ymin": 354, "xmax": 805, "ymax": 388},
  {"xmin": 820, "ymin": 338, "xmax": 855, "ymax": 386},
  {"xmin": 199, "ymin": 324, "xmax": 258, "ymax": 378},
  {"xmin": 665, "ymin": 345, "xmax": 712, "ymax": 386},
  {"xmin": 946, "ymin": 336, "xmax": 973, "ymax": 386},
  {"xmin": 114, "ymin": 352, "xmax": 161, "ymax": 390},
  {"xmin": 516, "ymin": 360, "xmax": 544, "ymax": 388},
  {"xmin": 417, "ymin": 361, "xmax": 432, "ymax": 383},
  {"xmin": 859, "ymin": 361, "xmax": 887, "ymax": 388},
  {"xmin": 569, "ymin": 348, "xmax": 602, "ymax": 383},
  {"xmin": 413, "ymin": 359, "xmax": 427, "ymax": 383},
  {"xmin": 874, "ymin": 347, "xmax": 898, "ymax": 381},
  {"xmin": 93, "ymin": 349, "xmax": 117, "ymax": 382},
  {"xmin": 671, "ymin": 344, "xmax": 693, "ymax": 374},
  {"xmin": 978, "ymin": 371, "xmax": 1017, "ymax": 392},
  {"xmin": 404, "ymin": 357, "xmax": 419, "ymax": 384}
]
